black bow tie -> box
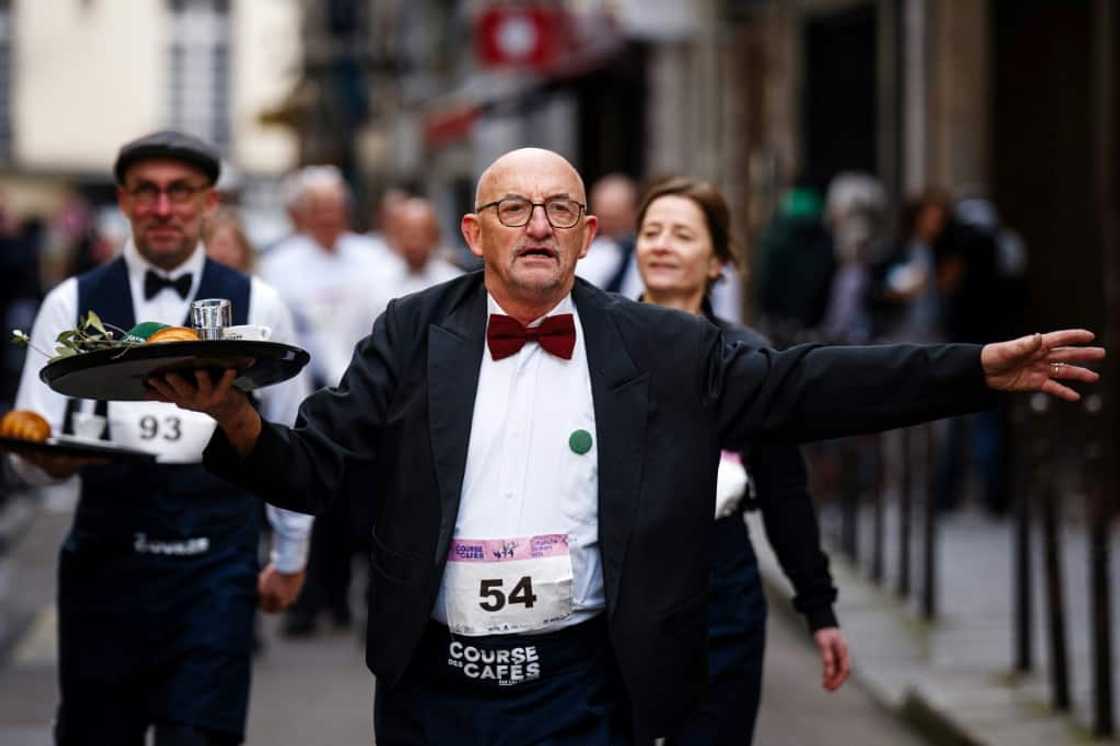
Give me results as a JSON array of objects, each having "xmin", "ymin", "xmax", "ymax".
[{"xmin": 143, "ymin": 270, "xmax": 192, "ymax": 300}]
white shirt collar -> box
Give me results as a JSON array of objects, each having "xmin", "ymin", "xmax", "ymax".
[{"xmin": 486, "ymin": 292, "xmax": 575, "ymax": 328}]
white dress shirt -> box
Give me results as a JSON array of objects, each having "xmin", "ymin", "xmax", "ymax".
[
  {"xmin": 432, "ymin": 293, "xmax": 603, "ymax": 633},
  {"xmin": 576, "ymin": 235, "xmax": 628, "ymax": 288},
  {"xmin": 11, "ymin": 239, "xmax": 313, "ymax": 572},
  {"xmin": 259, "ymin": 231, "xmax": 403, "ymax": 387},
  {"xmin": 383, "ymin": 255, "xmax": 463, "ymax": 302}
]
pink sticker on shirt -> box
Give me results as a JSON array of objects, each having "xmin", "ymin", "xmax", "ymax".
[{"xmin": 448, "ymin": 534, "xmax": 569, "ymax": 563}]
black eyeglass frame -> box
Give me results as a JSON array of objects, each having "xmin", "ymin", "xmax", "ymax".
[
  {"xmin": 125, "ymin": 181, "xmax": 210, "ymax": 207},
  {"xmin": 474, "ymin": 197, "xmax": 587, "ymax": 229}
]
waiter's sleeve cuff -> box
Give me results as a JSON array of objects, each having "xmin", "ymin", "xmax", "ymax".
[
  {"xmin": 945, "ymin": 344, "xmax": 1000, "ymax": 412},
  {"xmin": 203, "ymin": 420, "xmax": 291, "ymax": 496},
  {"xmin": 802, "ymin": 605, "xmax": 839, "ymax": 633},
  {"xmin": 270, "ymin": 537, "xmax": 310, "ymax": 574}
]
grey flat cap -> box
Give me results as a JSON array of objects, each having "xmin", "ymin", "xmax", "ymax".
[{"xmin": 113, "ymin": 130, "xmax": 221, "ymax": 185}]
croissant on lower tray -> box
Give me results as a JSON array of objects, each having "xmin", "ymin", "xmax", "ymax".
[
  {"xmin": 146, "ymin": 326, "xmax": 200, "ymax": 344},
  {"xmin": 0, "ymin": 410, "xmax": 51, "ymax": 443}
]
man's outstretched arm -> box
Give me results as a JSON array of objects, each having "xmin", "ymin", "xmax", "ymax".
[{"xmin": 712, "ymin": 329, "xmax": 1104, "ymax": 449}]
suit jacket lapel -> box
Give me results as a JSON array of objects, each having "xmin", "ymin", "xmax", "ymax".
[
  {"xmin": 573, "ymin": 280, "xmax": 648, "ymax": 615},
  {"xmin": 428, "ymin": 276, "xmax": 487, "ymax": 565}
]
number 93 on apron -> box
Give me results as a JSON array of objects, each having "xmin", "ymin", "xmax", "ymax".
[{"xmin": 107, "ymin": 400, "xmax": 217, "ymax": 463}]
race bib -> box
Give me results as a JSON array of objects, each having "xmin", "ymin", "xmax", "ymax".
[
  {"xmin": 107, "ymin": 401, "xmax": 217, "ymax": 463},
  {"xmin": 443, "ymin": 533, "xmax": 573, "ymax": 636}
]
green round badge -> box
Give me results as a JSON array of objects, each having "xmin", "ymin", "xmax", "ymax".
[{"xmin": 569, "ymin": 429, "xmax": 592, "ymax": 455}]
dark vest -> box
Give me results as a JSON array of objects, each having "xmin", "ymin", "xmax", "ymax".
[{"xmin": 69, "ymin": 256, "xmax": 256, "ymax": 541}]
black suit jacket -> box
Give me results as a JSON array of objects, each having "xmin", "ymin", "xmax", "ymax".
[{"xmin": 206, "ymin": 272, "xmax": 993, "ymax": 738}]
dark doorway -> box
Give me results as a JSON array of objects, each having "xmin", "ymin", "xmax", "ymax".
[
  {"xmin": 572, "ymin": 41, "xmax": 648, "ymax": 186},
  {"xmin": 992, "ymin": 0, "xmax": 1099, "ymax": 332},
  {"xmin": 802, "ymin": 4, "xmax": 878, "ymax": 191}
]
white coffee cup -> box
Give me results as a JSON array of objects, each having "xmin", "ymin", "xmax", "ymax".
[
  {"xmin": 71, "ymin": 412, "xmax": 107, "ymax": 440},
  {"xmin": 222, "ymin": 325, "xmax": 271, "ymax": 341}
]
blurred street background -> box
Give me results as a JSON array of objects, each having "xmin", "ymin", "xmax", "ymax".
[{"xmin": 0, "ymin": 0, "xmax": 1118, "ymax": 744}]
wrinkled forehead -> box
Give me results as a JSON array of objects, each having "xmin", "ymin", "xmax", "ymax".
[{"xmin": 476, "ymin": 153, "xmax": 586, "ymax": 206}]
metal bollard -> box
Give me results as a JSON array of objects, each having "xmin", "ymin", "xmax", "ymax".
[
  {"xmin": 921, "ymin": 422, "xmax": 938, "ymax": 620},
  {"xmin": 1026, "ymin": 393, "xmax": 1071, "ymax": 710},
  {"xmin": 1083, "ymin": 393, "xmax": 1114, "ymax": 737},
  {"xmin": 840, "ymin": 439, "xmax": 861, "ymax": 562},
  {"xmin": 1012, "ymin": 398, "xmax": 1034, "ymax": 673},
  {"xmin": 1041, "ymin": 475, "xmax": 1071, "ymax": 711},
  {"xmin": 871, "ymin": 431, "xmax": 886, "ymax": 584},
  {"xmin": 897, "ymin": 427, "xmax": 913, "ymax": 598}
]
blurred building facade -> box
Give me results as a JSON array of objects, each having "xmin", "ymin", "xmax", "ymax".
[
  {"xmin": 0, "ymin": 0, "xmax": 1110, "ymax": 336},
  {"xmin": 715, "ymin": 0, "xmax": 1114, "ymax": 337},
  {"xmin": 0, "ymin": 0, "xmax": 302, "ymax": 229},
  {"xmin": 280, "ymin": 0, "xmax": 1115, "ymax": 338}
]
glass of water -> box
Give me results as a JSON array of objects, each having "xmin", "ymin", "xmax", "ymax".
[{"xmin": 190, "ymin": 298, "xmax": 232, "ymax": 340}]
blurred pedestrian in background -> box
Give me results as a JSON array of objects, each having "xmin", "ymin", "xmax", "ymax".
[
  {"xmin": 8, "ymin": 130, "xmax": 312, "ymax": 746},
  {"xmin": 820, "ymin": 172, "xmax": 888, "ymax": 345},
  {"xmin": 259, "ymin": 165, "xmax": 403, "ymax": 637},
  {"xmin": 578, "ymin": 173, "xmax": 639, "ymax": 292},
  {"xmin": 368, "ymin": 186, "xmax": 409, "ymax": 257},
  {"xmin": 636, "ymin": 176, "xmax": 849, "ymax": 745},
  {"xmin": 383, "ymin": 197, "xmax": 463, "ymax": 298},
  {"xmin": 260, "ymin": 165, "xmax": 400, "ymax": 392},
  {"xmin": 582, "ymin": 174, "xmax": 744, "ymax": 323},
  {"xmin": 754, "ymin": 177, "xmax": 836, "ymax": 346},
  {"xmin": 871, "ymin": 188, "xmax": 1017, "ymax": 513},
  {"xmin": 872, "ymin": 189, "xmax": 953, "ymax": 343},
  {"xmin": 203, "ymin": 206, "xmax": 255, "ymax": 273},
  {"xmin": 0, "ymin": 197, "xmax": 45, "ymax": 412},
  {"xmin": 933, "ymin": 197, "xmax": 1025, "ymax": 515}
]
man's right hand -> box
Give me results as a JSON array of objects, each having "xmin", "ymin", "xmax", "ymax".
[
  {"xmin": 145, "ymin": 369, "xmax": 262, "ymax": 457},
  {"xmin": 19, "ymin": 451, "xmax": 107, "ymax": 479}
]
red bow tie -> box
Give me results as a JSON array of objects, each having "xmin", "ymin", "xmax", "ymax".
[{"xmin": 487, "ymin": 313, "xmax": 576, "ymax": 361}]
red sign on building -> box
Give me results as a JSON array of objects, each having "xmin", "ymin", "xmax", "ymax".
[{"xmin": 475, "ymin": 6, "xmax": 571, "ymax": 71}]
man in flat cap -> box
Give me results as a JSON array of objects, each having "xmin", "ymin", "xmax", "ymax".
[{"xmin": 9, "ymin": 130, "xmax": 313, "ymax": 745}]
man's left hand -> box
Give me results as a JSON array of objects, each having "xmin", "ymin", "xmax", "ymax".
[
  {"xmin": 981, "ymin": 330, "xmax": 1105, "ymax": 401},
  {"xmin": 257, "ymin": 563, "xmax": 306, "ymax": 613},
  {"xmin": 814, "ymin": 627, "xmax": 851, "ymax": 691}
]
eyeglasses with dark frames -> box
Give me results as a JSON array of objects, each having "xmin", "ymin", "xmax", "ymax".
[
  {"xmin": 475, "ymin": 196, "xmax": 586, "ymax": 229},
  {"xmin": 126, "ymin": 181, "xmax": 209, "ymax": 207}
]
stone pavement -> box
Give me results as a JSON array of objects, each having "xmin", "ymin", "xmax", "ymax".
[
  {"xmin": 8, "ymin": 469, "xmax": 1118, "ymax": 745},
  {"xmin": 0, "ymin": 489, "xmax": 937, "ymax": 745},
  {"xmin": 752, "ymin": 494, "xmax": 1120, "ymax": 746}
]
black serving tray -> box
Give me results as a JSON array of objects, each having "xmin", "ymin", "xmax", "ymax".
[
  {"xmin": 40, "ymin": 340, "xmax": 310, "ymax": 402},
  {"xmin": 0, "ymin": 434, "xmax": 157, "ymax": 463}
]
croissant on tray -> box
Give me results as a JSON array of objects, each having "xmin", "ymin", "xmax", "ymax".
[
  {"xmin": 0, "ymin": 410, "xmax": 51, "ymax": 443},
  {"xmin": 146, "ymin": 326, "xmax": 200, "ymax": 344}
]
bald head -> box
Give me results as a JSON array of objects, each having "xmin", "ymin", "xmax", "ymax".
[
  {"xmin": 475, "ymin": 148, "xmax": 587, "ymax": 208},
  {"xmin": 590, "ymin": 173, "xmax": 638, "ymax": 240},
  {"xmin": 295, "ymin": 167, "xmax": 350, "ymax": 251},
  {"xmin": 394, "ymin": 197, "xmax": 441, "ymax": 272},
  {"xmin": 461, "ymin": 148, "xmax": 598, "ymax": 324}
]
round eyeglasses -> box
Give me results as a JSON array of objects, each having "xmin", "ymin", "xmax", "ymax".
[
  {"xmin": 475, "ymin": 197, "xmax": 586, "ymax": 229},
  {"xmin": 126, "ymin": 181, "xmax": 208, "ymax": 207}
]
